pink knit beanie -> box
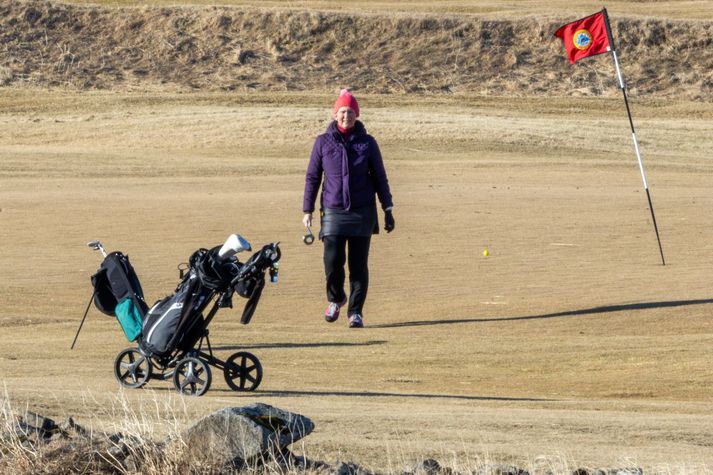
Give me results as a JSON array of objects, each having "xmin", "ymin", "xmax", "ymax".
[{"xmin": 333, "ymin": 89, "xmax": 360, "ymax": 117}]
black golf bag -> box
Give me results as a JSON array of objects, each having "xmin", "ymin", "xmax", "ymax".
[
  {"xmin": 75, "ymin": 237, "xmax": 280, "ymax": 396},
  {"xmin": 139, "ymin": 270, "xmax": 208, "ymax": 357},
  {"xmin": 90, "ymin": 252, "xmax": 148, "ymax": 342},
  {"xmin": 139, "ymin": 243, "xmax": 280, "ymax": 359}
]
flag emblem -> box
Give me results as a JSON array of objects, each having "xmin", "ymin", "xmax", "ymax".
[{"xmin": 573, "ymin": 29, "xmax": 593, "ymax": 50}]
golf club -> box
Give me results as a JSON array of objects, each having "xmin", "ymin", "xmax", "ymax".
[{"xmin": 87, "ymin": 240, "xmax": 107, "ymax": 258}]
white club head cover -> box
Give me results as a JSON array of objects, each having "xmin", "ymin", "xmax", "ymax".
[{"xmin": 218, "ymin": 234, "xmax": 252, "ymax": 259}]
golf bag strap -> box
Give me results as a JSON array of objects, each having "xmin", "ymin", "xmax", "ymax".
[
  {"xmin": 71, "ymin": 289, "xmax": 97, "ymax": 350},
  {"xmin": 164, "ymin": 278, "xmax": 204, "ymax": 353},
  {"xmin": 114, "ymin": 253, "xmax": 147, "ymax": 317},
  {"xmin": 240, "ymin": 277, "xmax": 265, "ymax": 325}
]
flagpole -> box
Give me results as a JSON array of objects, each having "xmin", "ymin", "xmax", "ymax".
[{"xmin": 605, "ymin": 11, "xmax": 666, "ymax": 266}]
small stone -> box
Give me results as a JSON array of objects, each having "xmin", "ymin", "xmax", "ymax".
[
  {"xmin": 58, "ymin": 417, "xmax": 88, "ymax": 437},
  {"xmin": 21, "ymin": 411, "xmax": 56, "ymax": 436},
  {"xmin": 572, "ymin": 469, "xmax": 642, "ymax": 475},
  {"xmin": 414, "ymin": 458, "xmax": 442, "ymax": 475},
  {"xmin": 477, "ymin": 464, "xmax": 529, "ymax": 475},
  {"xmin": 333, "ymin": 460, "xmax": 371, "ymax": 475},
  {"xmin": 123, "ymin": 454, "xmax": 139, "ymax": 472}
]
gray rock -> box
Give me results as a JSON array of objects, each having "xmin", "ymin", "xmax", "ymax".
[
  {"xmin": 58, "ymin": 416, "xmax": 88, "ymax": 437},
  {"xmin": 572, "ymin": 469, "xmax": 643, "ymax": 475},
  {"xmin": 21, "ymin": 411, "xmax": 56, "ymax": 433},
  {"xmin": 333, "ymin": 460, "xmax": 373, "ymax": 475},
  {"xmin": 4, "ymin": 411, "xmax": 87, "ymax": 449},
  {"xmin": 414, "ymin": 458, "xmax": 442, "ymax": 475},
  {"xmin": 16, "ymin": 421, "xmax": 43, "ymax": 439},
  {"xmin": 289, "ymin": 452, "xmax": 331, "ymax": 472},
  {"xmin": 174, "ymin": 403, "xmax": 314, "ymax": 469},
  {"xmin": 108, "ymin": 433, "xmax": 145, "ymax": 461},
  {"xmin": 47, "ymin": 417, "xmax": 90, "ymax": 443},
  {"xmin": 477, "ymin": 465, "xmax": 529, "ymax": 475},
  {"xmin": 13, "ymin": 411, "xmax": 57, "ymax": 444},
  {"xmin": 123, "ymin": 454, "xmax": 139, "ymax": 472}
]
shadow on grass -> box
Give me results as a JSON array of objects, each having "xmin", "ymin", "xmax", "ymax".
[
  {"xmin": 212, "ymin": 340, "xmax": 387, "ymax": 351},
  {"xmin": 369, "ymin": 298, "xmax": 713, "ymax": 329},
  {"xmin": 214, "ymin": 389, "xmax": 552, "ymax": 402}
]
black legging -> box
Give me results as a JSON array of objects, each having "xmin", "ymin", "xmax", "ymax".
[{"xmin": 323, "ymin": 235, "xmax": 371, "ymax": 316}]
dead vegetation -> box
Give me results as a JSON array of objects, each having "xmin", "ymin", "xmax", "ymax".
[
  {"xmin": 0, "ymin": 0, "xmax": 712, "ymax": 99},
  {"xmin": 0, "ymin": 393, "xmax": 655, "ymax": 475}
]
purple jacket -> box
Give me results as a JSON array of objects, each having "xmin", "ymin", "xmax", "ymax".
[{"xmin": 303, "ymin": 121, "xmax": 393, "ymax": 213}]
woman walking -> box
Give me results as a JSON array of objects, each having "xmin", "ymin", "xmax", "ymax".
[{"xmin": 302, "ymin": 89, "xmax": 395, "ymax": 328}]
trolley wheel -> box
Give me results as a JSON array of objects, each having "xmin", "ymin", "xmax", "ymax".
[
  {"xmin": 224, "ymin": 351, "xmax": 263, "ymax": 391},
  {"xmin": 173, "ymin": 357, "xmax": 211, "ymax": 396},
  {"xmin": 114, "ymin": 348, "xmax": 152, "ymax": 389}
]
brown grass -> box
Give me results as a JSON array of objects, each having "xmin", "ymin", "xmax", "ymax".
[
  {"xmin": 1, "ymin": 88, "xmax": 712, "ymax": 472},
  {"xmin": 49, "ymin": 0, "xmax": 713, "ymax": 20},
  {"xmin": 1, "ymin": 1, "xmax": 712, "ymax": 99},
  {"xmin": 0, "ymin": 392, "xmax": 704, "ymax": 474}
]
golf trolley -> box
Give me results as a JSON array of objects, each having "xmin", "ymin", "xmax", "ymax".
[{"xmin": 73, "ymin": 234, "xmax": 281, "ymax": 396}]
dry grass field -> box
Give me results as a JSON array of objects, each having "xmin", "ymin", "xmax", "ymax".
[
  {"xmin": 1, "ymin": 0, "xmax": 713, "ymax": 472},
  {"xmin": 4, "ymin": 1, "xmax": 713, "ymax": 98},
  {"xmin": 1, "ymin": 88, "xmax": 712, "ymax": 472},
  {"xmin": 59, "ymin": 0, "xmax": 713, "ymax": 19}
]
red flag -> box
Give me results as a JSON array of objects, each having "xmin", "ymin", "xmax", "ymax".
[{"xmin": 555, "ymin": 10, "xmax": 612, "ymax": 64}]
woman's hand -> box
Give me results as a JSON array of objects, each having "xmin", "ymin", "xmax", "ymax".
[
  {"xmin": 303, "ymin": 213, "xmax": 313, "ymax": 228},
  {"xmin": 384, "ymin": 210, "xmax": 395, "ymax": 233}
]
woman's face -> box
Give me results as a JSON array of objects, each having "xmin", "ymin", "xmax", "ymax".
[{"xmin": 335, "ymin": 106, "xmax": 357, "ymax": 129}]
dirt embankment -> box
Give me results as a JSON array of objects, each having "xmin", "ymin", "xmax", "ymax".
[{"xmin": 1, "ymin": 0, "xmax": 712, "ymax": 99}]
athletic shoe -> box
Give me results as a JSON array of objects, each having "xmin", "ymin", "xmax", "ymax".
[
  {"xmin": 348, "ymin": 314, "xmax": 364, "ymax": 328},
  {"xmin": 324, "ymin": 298, "xmax": 347, "ymax": 323}
]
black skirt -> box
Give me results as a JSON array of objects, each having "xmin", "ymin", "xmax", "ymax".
[{"xmin": 320, "ymin": 204, "xmax": 378, "ymax": 239}]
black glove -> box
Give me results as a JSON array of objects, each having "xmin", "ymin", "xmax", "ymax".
[{"xmin": 384, "ymin": 210, "xmax": 395, "ymax": 233}]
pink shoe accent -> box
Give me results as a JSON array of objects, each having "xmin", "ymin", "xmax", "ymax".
[{"xmin": 324, "ymin": 298, "xmax": 347, "ymax": 323}]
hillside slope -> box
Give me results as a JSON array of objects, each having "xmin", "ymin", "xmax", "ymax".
[{"xmin": 1, "ymin": 0, "xmax": 712, "ymax": 99}]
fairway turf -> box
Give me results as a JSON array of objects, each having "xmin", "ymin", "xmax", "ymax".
[{"xmin": 1, "ymin": 89, "xmax": 712, "ymax": 471}]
